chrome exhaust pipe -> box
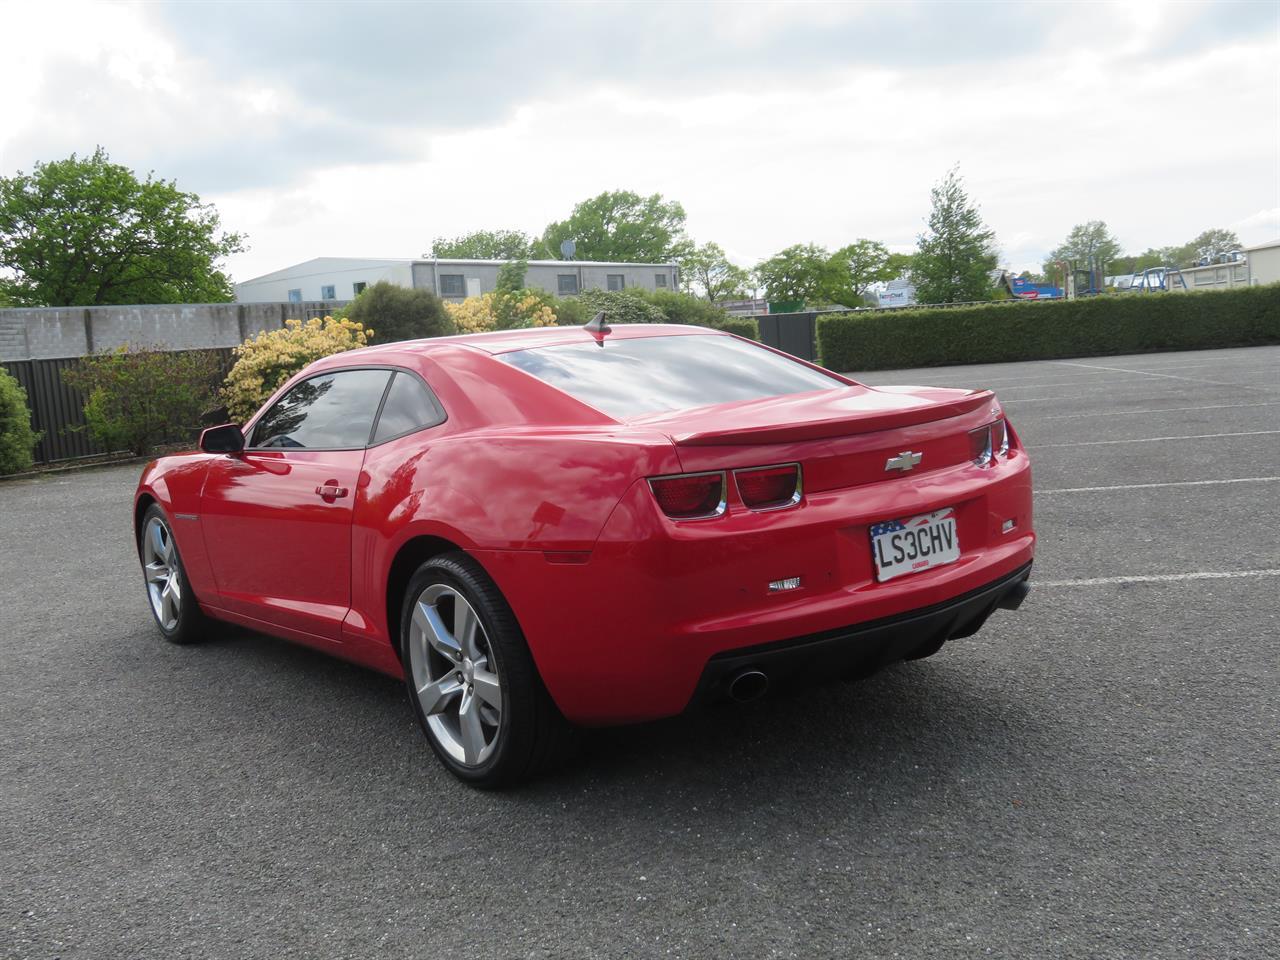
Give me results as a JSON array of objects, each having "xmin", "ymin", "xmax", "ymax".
[{"xmin": 727, "ymin": 668, "xmax": 769, "ymax": 703}]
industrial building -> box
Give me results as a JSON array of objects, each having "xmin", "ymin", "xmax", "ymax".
[{"xmin": 234, "ymin": 257, "xmax": 680, "ymax": 304}]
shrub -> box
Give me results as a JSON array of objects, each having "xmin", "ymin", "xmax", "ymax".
[
  {"xmin": 345, "ymin": 281, "xmax": 454, "ymax": 344},
  {"xmin": 223, "ymin": 316, "xmax": 371, "ymax": 421},
  {"xmin": 715, "ymin": 318, "xmax": 759, "ymax": 340},
  {"xmin": 572, "ymin": 288, "xmax": 666, "ymax": 325},
  {"xmin": 63, "ymin": 345, "xmax": 221, "ymax": 457},
  {"xmin": 0, "ymin": 367, "xmax": 40, "ymax": 473},
  {"xmin": 643, "ymin": 289, "xmax": 731, "ymax": 327},
  {"xmin": 445, "ymin": 290, "xmax": 559, "ymax": 333},
  {"xmin": 551, "ymin": 296, "xmax": 591, "ymax": 327},
  {"xmin": 816, "ymin": 284, "xmax": 1280, "ymax": 372}
]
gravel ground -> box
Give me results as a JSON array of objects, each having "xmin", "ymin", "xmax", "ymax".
[{"xmin": 2, "ymin": 345, "xmax": 1277, "ymax": 959}]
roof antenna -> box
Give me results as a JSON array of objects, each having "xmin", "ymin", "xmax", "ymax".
[{"xmin": 584, "ymin": 310, "xmax": 610, "ymax": 345}]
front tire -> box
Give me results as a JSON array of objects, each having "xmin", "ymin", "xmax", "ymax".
[
  {"xmin": 139, "ymin": 504, "xmax": 208, "ymax": 645},
  {"xmin": 400, "ymin": 552, "xmax": 572, "ymax": 787}
]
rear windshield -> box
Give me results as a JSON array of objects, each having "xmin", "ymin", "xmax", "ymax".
[{"xmin": 497, "ymin": 333, "xmax": 842, "ymax": 418}]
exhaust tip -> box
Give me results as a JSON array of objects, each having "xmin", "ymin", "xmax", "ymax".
[
  {"xmin": 728, "ymin": 668, "xmax": 769, "ymax": 703},
  {"xmin": 998, "ymin": 579, "xmax": 1031, "ymax": 611}
]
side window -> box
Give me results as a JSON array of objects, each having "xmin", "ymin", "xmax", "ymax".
[
  {"xmin": 353, "ymin": 281, "xmax": 367, "ymax": 295},
  {"xmin": 557, "ymin": 274, "xmax": 579, "ymax": 295},
  {"xmin": 606, "ymin": 274, "xmax": 625, "ymax": 291},
  {"xmin": 654, "ymin": 273, "xmax": 668, "ymax": 288},
  {"xmin": 439, "ymin": 274, "xmax": 465, "ymax": 297},
  {"xmin": 372, "ymin": 372, "xmax": 445, "ymax": 444},
  {"xmin": 250, "ymin": 369, "xmax": 391, "ymax": 449},
  {"xmin": 287, "ymin": 288, "xmax": 302, "ymax": 303},
  {"xmin": 321, "ymin": 284, "xmax": 336, "ymax": 300}
]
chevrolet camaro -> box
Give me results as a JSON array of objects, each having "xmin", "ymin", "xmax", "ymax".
[{"xmin": 134, "ymin": 320, "xmax": 1034, "ymax": 786}]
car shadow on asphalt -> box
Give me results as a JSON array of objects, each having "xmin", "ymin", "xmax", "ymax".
[{"xmin": 189, "ymin": 624, "xmax": 1055, "ymax": 818}]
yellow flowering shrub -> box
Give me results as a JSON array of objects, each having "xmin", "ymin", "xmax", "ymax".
[
  {"xmin": 222, "ymin": 316, "xmax": 372, "ymax": 422},
  {"xmin": 445, "ymin": 291, "xmax": 559, "ymax": 333},
  {"xmin": 445, "ymin": 293, "xmax": 499, "ymax": 333}
]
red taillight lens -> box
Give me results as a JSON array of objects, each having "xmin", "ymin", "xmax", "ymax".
[
  {"xmin": 648, "ymin": 471, "xmax": 725, "ymax": 519},
  {"xmin": 735, "ymin": 463, "xmax": 802, "ymax": 510},
  {"xmin": 970, "ymin": 418, "xmax": 1009, "ymax": 465}
]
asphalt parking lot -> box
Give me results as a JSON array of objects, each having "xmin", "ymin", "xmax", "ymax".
[{"xmin": 2, "ymin": 344, "xmax": 1277, "ymax": 959}]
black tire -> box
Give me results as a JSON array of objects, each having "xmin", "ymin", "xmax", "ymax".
[
  {"xmin": 400, "ymin": 552, "xmax": 574, "ymax": 787},
  {"xmin": 139, "ymin": 503, "xmax": 209, "ymax": 645}
]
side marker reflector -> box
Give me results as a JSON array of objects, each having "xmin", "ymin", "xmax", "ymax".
[{"xmin": 768, "ymin": 576, "xmax": 802, "ymax": 593}]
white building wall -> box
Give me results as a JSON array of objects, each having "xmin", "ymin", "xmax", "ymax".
[
  {"xmin": 1246, "ymin": 241, "xmax": 1280, "ymax": 286},
  {"xmin": 234, "ymin": 258, "xmax": 414, "ymax": 303}
]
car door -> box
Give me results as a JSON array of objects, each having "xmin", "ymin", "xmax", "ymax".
[{"xmin": 200, "ymin": 367, "xmax": 393, "ymax": 641}]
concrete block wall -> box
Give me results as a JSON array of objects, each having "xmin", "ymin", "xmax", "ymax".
[{"xmin": 0, "ymin": 302, "xmax": 336, "ymax": 361}]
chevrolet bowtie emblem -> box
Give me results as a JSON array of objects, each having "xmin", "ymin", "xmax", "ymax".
[{"xmin": 885, "ymin": 451, "xmax": 923, "ymax": 472}]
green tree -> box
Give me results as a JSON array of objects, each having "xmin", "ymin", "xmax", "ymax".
[
  {"xmin": 345, "ymin": 281, "xmax": 455, "ymax": 345},
  {"xmin": 0, "ymin": 367, "xmax": 41, "ymax": 473},
  {"xmin": 1183, "ymin": 228, "xmax": 1242, "ymax": 265},
  {"xmin": 679, "ymin": 242, "xmax": 751, "ymax": 301},
  {"xmin": 429, "ymin": 229, "xmax": 540, "ymax": 260},
  {"xmin": 496, "ymin": 259, "xmax": 528, "ymax": 294},
  {"xmin": 828, "ymin": 239, "xmax": 896, "ymax": 306},
  {"xmin": 0, "ymin": 148, "xmax": 245, "ymax": 306},
  {"xmin": 754, "ymin": 244, "xmax": 840, "ymax": 306},
  {"xmin": 1048, "ymin": 221, "xmax": 1123, "ymax": 272},
  {"xmin": 541, "ymin": 190, "xmax": 690, "ymax": 264},
  {"xmin": 912, "ymin": 166, "xmax": 998, "ymax": 304}
]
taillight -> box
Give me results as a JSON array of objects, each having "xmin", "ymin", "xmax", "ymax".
[
  {"xmin": 970, "ymin": 418, "xmax": 1011, "ymax": 466},
  {"xmin": 734, "ymin": 463, "xmax": 802, "ymax": 511},
  {"xmin": 648, "ymin": 471, "xmax": 726, "ymax": 520}
]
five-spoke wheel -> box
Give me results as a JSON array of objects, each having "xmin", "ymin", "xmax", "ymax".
[
  {"xmin": 142, "ymin": 514, "xmax": 183, "ymax": 631},
  {"xmin": 407, "ymin": 583, "xmax": 504, "ymax": 767}
]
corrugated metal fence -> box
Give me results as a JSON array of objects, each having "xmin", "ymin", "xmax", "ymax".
[{"xmin": 3, "ymin": 348, "xmax": 235, "ymax": 466}]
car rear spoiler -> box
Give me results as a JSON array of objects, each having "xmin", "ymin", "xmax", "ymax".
[{"xmin": 669, "ymin": 390, "xmax": 997, "ymax": 446}]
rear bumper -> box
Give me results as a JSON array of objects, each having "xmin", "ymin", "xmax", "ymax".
[
  {"xmin": 478, "ymin": 450, "xmax": 1035, "ymax": 726},
  {"xmin": 690, "ymin": 561, "xmax": 1032, "ymax": 706}
]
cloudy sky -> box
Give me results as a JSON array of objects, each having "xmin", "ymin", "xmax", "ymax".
[{"xmin": 3, "ymin": 0, "xmax": 1277, "ymax": 282}]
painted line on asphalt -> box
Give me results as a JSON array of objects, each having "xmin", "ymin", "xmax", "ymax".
[
  {"xmin": 1037, "ymin": 476, "xmax": 1280, "ymax": 494},
  {"xmin": 1033, "ymin": 400, "xmax": 1280, "ymax": 420},
  {"xmin": 991, "ymin": 376, "xmax": 1161, "ymax": 391},
  {"xmin": 1038, "ymin": 569, "xmax": 1280, "ymax": 588},
  {"xmin": 1051, "ymin": 359, "xmax": 1279, "ymax": 393},
  {"xmin": 1033, "ymin": 429, "xmax": 1280, "ymax": 448}
]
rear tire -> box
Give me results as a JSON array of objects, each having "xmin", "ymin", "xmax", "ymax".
[
  {"xmin": 400, "ymin": 552, "xmax": 574, "ymax": 787},
  {"xmin": 139, "ymin": 504, "xmax": 209, "ymax": 645}
]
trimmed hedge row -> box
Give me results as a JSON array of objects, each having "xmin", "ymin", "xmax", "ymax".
[
  {"xmin": 817, "ymin": 285, "xmax": 1280, "ymax": 372},
  {"xmin": 716, "ymin": 317, "xmax": 759, "ymax": 340}
]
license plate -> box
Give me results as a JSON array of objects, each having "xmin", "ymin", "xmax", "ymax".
[{"xmin": 870, "ymin": 507, "xmax": 960, "ymax": 582}]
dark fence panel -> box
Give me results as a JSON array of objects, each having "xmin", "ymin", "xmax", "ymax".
[
  {"xmin": 3, "ymin": 347, "xmax": 236, "ymax": 466},
  {"xmin": 757, "ymin": 312, "xmax": 818, "ymax": 362},
  {"xmin": 3, "ymin": 358, "xmax": 105, "ymax": 463}
]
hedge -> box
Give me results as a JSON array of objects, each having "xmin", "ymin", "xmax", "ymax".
[{"xmin": 817, "ymin": 284, "xmax": 1280, "ymax": 372}]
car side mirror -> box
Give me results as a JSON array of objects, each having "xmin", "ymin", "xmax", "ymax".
[{"xmin": 199, "ymin": 423, "xmax": 245, "ymax": 454}]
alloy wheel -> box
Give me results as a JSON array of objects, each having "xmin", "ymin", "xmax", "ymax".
[
  {"xmin": 142, "ymin": 516, "xmax": 182, "ymax": 631},
  {"xmin": 408, "ymin": 584, "xmax": 503, "ymax": 766}
]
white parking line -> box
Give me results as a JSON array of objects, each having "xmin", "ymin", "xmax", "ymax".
[
  {"xmin": 993, "ymin": 376, "xmax": 1159, "ymax": 391},
  {"xmin": 1034, "ymin": 429, "xmax": 1280, "ymax": 448},
  {"xmin": 1038, "ymin": 476, "xmax": 1280, "ymax": 494},
  {"xmin": 1051, "ymin": 359, "xmax": 1278, "ymax": 393},
  {"xmin": 1034, "ymin": 400, "xmax": 1280, "ymax": 421},
  {"xmin": 1038, "ymin": 569, "xmax": 1280, "ymax": 588}
]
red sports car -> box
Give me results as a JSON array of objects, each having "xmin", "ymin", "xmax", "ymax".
[{"xmin": 134, "ymin": 321, "xmax": 1034, "ymax": 785}]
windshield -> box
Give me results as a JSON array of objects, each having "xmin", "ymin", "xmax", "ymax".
[{"xmin": 497, "ymin": 333, "xmax": 843, "ymax": 419}]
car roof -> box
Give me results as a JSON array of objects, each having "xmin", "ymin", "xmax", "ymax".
[{"xmin": 334, "ymin": 323, "xmax": 726, "ymax": 363}]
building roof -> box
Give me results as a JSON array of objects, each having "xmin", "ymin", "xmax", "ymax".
[
  {"xmin": 1244, "ymin": 238, "xmax": 1280, "ymax": 252},
  {"xmin": 237, "ymin": 256, "xmax": 680, "ymax": 286}
]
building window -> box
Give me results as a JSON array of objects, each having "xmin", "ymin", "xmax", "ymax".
[
  {"xmin": 321, "ymin": 284, "xmax": 336, "ymax": 300},
  {"xmin": 607, "ymin": 274, "xmax": 625, "ymax": 291},
  {"xmin": 353, "ymin": 281, "xmax": 367, "ymax": 295},
  {"xmin": 654, "ymin": 273, "xmax": 668, "ymax": 288},
  {"xmin": 287, "ymin": 289, "xmax": 302, "ymax": 304},
  {"xmin": 558, "ymin": 274, "xmax": 579, "ymax": 295},
  {"xmin": 439, "ymin": 274, "xmax": 466, "ymax": 297}
]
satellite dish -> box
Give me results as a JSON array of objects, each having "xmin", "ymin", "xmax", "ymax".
[{"xmin": 560, "ymin": 239, "xmax": 576, "ymax": 260}]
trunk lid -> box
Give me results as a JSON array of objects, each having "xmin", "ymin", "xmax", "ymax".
[{"xmin": 634, "ymin": 385, "xmax": 1000, "ymax": 491}]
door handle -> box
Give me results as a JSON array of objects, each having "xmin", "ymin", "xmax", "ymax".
[{"xmin": 315, "ymin": 482, "xmax": 349, "ymax": 502}]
